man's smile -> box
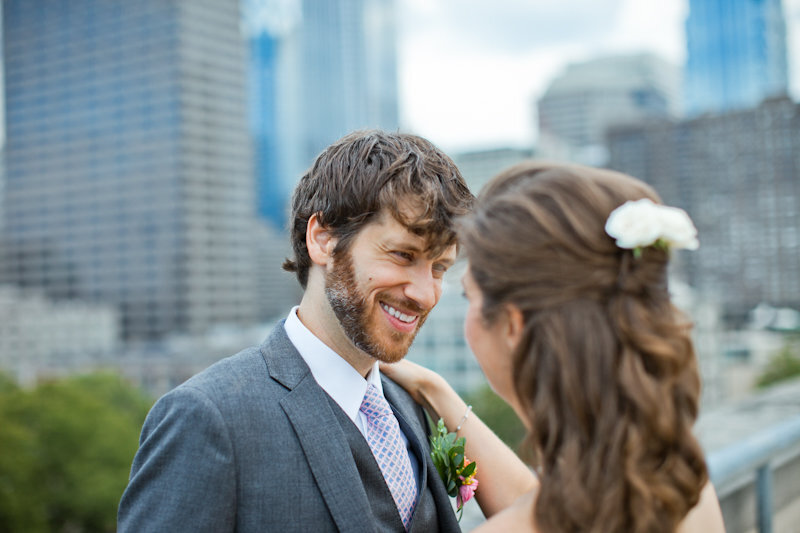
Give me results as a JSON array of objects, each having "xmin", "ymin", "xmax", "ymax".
[{"xmin": 380, "ymin": 301, "xmax": 420, "ymax": 332}]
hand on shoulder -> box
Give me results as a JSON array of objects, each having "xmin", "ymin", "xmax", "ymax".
[{"xmin": 380, "ymin": 359, "xmax": 452, "ymax": 414}]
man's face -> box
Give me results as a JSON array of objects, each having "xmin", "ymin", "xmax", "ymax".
[{"xmin": 325, "ymin": 210, "xmax": 457, "ymax": 363}]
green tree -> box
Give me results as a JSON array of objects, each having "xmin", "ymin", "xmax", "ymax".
[
  {"xmin": 0, "ymin": 372, "xmax": 153, "ymax": 532},
  {"xmin": 756, "ymin": 340, "xmax": 800, "ymax": 389}
]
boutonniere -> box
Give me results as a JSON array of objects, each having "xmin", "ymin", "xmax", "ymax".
[{"xmin": 429, "ymin": 418, "xmax": 478, "ymax": 521}]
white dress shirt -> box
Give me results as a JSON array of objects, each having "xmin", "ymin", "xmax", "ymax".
[{"xmin": 283, "ymin": 306, "xmax": 421, "ymax": 486}]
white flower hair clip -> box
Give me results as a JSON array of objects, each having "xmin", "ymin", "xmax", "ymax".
[{"xmin": 605, "ymin": 198, "xmax": 699, "ymax": 257}]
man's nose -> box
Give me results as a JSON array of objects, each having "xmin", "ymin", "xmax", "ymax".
[{"xmin": 403, "ymin": 266, "xmax": 439, "ymax": 311}]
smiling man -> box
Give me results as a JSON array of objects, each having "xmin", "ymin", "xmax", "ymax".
[{"xmin": 118, "ymin": 130, "xmax": 474, "ymax": 532}]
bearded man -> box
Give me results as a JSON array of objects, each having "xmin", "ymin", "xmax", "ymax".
[{"xmin": 118, "ymin": 130, "xmax": 474, "ymax": 532}]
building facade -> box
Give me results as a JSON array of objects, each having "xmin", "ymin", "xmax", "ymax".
[
  {"xmin": 1, "ymin": 0, "xmax": 259, "ymax": 340},
  {"xmin": 607, "ymin": 97, "xmax": 800, "ymax": 321},
  {"xmin": 407, "ymin": 264, "xmax": 487, "ymax": 394},
  {"xmin": 684, "ymin": 0, "xmax": 789, "ymax": 116},
  {"xmin": 277, "ymin": 0, "xmax": 400, "ymax": 195},
  {"xmin": 537, "ymin": 53, "xmax": 680, "ymax": 166},
  {"xmin": 243, "ymin": 0, "xmax": 400, "ymax": 229},
  {"xmin": 453, "ymin": 147, "xmax": 535, "ymax": 195},
  {"xmin": 0, "ymin": 285, "xmax": 119, "ymax": 385}
]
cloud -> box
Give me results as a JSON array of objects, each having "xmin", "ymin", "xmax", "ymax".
[
  {"xmin": 398, "ymin": 0, "xmax": 796, "ymax": 150},
  {"xmin": 399, "ymin": 0, "xmax": 626, "ymax": 58}
]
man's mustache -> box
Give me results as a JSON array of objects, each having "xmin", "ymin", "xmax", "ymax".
[{"xmin": 378, "ymin": 295, "xmax": 427, "ymax": 315}]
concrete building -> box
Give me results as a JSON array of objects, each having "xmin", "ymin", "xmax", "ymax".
[
  {"xmin": 537, "ymin": 53, "xmax": 680, "ymax": 166},
  {"xmin": 243, "ymin": 0, "xmax": 299, "ymax": 229},
  {"xmin": 1, "ymin": 0, "xmax": 259, "ymax": 340},
  {"xmin": 256, "ymin": 0, "xmax": 401, "ymax": 217},
  {"xmin": 0, "ymin": 285, "xmax": 119, "ymax": 385},
  {"xmin": 250, "ymin": 220, "xmax": 302, "ymax": 322},
  {"xmin": 607, "ymin": 97, "xmax": 800, "ymax": 322},
  {"xmin": 407, "ymin": 262, "xmax": 487, "ymax": 394},
  {"xmin": 684, "ymin": 0, "xmax": 789, "ymax": 116},
  {"xmin": 453, "ymin": 147, "xmax": 534, "ymax": 195}
]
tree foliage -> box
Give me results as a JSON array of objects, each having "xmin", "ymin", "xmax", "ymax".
[
  {"xmin": 0, "ymin": 372, "xmax": 153, "ymax": 532},
  {"xmin": 756, "ymin": 340, "xmax": 800, "ymax": 389}
]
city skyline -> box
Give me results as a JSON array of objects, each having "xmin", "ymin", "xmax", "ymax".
[
  {"xmin": 684, "ymin": 0, "xmax": 789, "ymax": 115},
  {"xmin": 398, "ymin": 0, "xmax": 800, "ymax": 152},
  {"xmin": 0, "ymin": 0, "xmax": 262, "ymax": 341},
  {"xmin": 0, "ymin": 0, "xmax": 798, "ymax": 152}
]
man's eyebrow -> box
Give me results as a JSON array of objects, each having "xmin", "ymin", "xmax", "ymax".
[
  {"xmin": 385, "ymin": 237, "xmax": 425, "ymax": 252},
  {"xmin": 437, "ymin": 256, "xmax": 456, "ymax": 268}
]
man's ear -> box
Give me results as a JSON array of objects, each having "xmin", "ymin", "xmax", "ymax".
[
  {"xmin": 306, "ymin": 213, "xmax": 337, "ymax": 266},
  {"xmin": 504, "ymin": 303, "xmax": 525, "ymax": 353}
]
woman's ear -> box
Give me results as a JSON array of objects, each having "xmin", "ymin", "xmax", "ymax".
[
  {"xmin": 504, "ymin": 303, "xmax": 525, "ymax": 353},
  {"xmin": 306, "ymin": 214, "xmax": 337, "ymax": 266}
]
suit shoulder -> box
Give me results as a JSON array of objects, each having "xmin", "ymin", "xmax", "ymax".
[{"xmin": 181, "ymin": 346, "xmax": 267, "ymax": 393}]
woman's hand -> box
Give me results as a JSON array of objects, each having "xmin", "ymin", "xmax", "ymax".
[
  {"xmin": 380, "ymin": 359, "xmax": 448, "ymax": 417},
  {"xmin": 383, "ymin": 360, "xmax": 539, "ymax": 519}
]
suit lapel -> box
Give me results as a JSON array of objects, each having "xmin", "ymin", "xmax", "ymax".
[
  {"xmin": 382, "ymin": 378, "xmax": 429, "ymax": 453},
  {"xmin": 383, "ymin": 376, "xmax": 462, "ymax": 533},
  {"xmin": 382, "ymin": 378, "xmax": 429, "ymax": 487},
  {"xmin": 261, "ymin": 323, "xmax": 373, "ymax": 532}
]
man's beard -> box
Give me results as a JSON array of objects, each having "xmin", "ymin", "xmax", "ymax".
[{"xmin": 324, "ymin": 249, "xmax": 428, "ymax": 363}]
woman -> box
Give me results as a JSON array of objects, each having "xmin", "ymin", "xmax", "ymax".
[{"xmin": 383, "ymin": 162, "xmax": 726, "ymax": 532}]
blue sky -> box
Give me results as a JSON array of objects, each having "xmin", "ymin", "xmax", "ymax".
[{"xmin": 398, "ymin": 0, "xmax": 800, "ymax": 152}]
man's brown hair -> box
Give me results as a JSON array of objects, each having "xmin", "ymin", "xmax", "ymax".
[{"xmin": 283, "ymin": 130, "xmax": 474, "ymax": 288}]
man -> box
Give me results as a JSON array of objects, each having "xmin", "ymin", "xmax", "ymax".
[{"xmin": 118, "ymin": 130, "xmax": 474, "ymax": 532}]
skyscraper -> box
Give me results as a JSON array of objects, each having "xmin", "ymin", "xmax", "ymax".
[
  {"xmin": 244, "ymin": 0, "xmax": 399, "ymax": 229},
  {"xmin": 243, "ymin": 0, "xmax": 300, "ymax": 229},
  {"xmin": 607, "ymin": 96, "xmax": 800, "ymax": 320},
  {"xmin": 536, "ymin": 53, "xmax": 680, "ymax": 166},
  {"xmin": 298, "ymin": 0, "xmax": 398, "ymax": 156},
  {"xmin": 1, "ymin": 0, "xmax": 259, "ymax": 340},
  {"xmin": 684, "ymin": 0, "xmax": 789, "ymax": 116}
]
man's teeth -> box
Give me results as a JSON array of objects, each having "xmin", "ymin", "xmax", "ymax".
[{"xmin": 381, "ymin": 303, "xmax": 416, "ymax": 323}]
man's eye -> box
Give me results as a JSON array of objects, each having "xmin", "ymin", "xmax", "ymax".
[
  {"xmin": 432, "ymin": 264, "xmax": 448, "ymax": 278},
  {"xmin": 392, "ymin": 251, "xmax": 413, "ymax": 261}
]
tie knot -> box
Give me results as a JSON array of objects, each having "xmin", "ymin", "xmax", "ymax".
[{"xmin": 360, "ymin": 384, "xmax": 393, "ymax": 419}]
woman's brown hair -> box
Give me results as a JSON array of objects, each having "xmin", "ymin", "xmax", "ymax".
[{"xmin": 459, "ymin": 161, "xmax": 708, "ymax": 533}]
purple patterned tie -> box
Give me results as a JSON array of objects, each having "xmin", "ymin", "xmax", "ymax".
[{"xmin": 360, "ymin": 384, "xmax": 418, "ymax": 530}]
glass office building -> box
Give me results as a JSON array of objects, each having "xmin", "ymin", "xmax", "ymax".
[
  {"xmin": 1, "ymin": 0, "xmax": 259, "ymax": 340},
  {"xmin": 684, "ymin": 0, "xmax": 789, "ymax": 116}
]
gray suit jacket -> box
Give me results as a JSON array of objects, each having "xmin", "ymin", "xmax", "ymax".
[{"xmin": 118, "ymin": 322, "xmax": 461, "ymax": 532}]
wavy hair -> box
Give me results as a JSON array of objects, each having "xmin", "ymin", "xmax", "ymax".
[
  {"xmin": 458, "ymin": 161, "xmax": 708, "ymax": 533},
  {"xmin": 283, "ymin": 129, "xmax": 473, "ymax": 288}
]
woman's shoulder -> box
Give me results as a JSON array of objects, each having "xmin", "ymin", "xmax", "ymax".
[
  {"xmin": 677, "ymin": 481, "xmax": 727, "ymax": 533},
  {"xmin": 471, "ymin": 489, "xmax": 538, "ymax": 533}
]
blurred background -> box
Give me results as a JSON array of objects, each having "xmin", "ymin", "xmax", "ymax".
[{"xmin": 0, "ymin": 0, "xmax": 799, "ymax": 531}]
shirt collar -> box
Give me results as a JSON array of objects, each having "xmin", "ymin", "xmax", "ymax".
[{"xmin": 284, "ymin": 306, "xmax": 384, "ymax": 423}]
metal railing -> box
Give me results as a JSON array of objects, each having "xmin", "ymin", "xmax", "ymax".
[{"xmin": 707, "ymin": 414, "xmax": 800, "ymax": 533}]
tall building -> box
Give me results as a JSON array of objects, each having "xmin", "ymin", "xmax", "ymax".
[
  {"xmin": 243, "ymin": 0, "xmax": 299, "ymax": 229},
  {"xmin": 537, "ymin": 53, "xmax": 680, "ymax": 166},
  {"xmin": 684, "ymin": 0, "xmax": 789, "ymax": 116},
  {"xmin": 243, "ymin": 0, "xmax": 399, "ymax": 229},
  {"xmin": 0, "ymin": 285, "xmax": 119, "ymax": 385},
  {"xmin": 607, "ymin": 96, "xmax": 800, "ymax": 322},
  {"xmin": 407, "ymin": 263, "xmax": 487, "ymax": 394},
  {"xmin": 454, "ymin": 147, "xmax": 535, "ymax": 195},
  {"xmin": 278, "ymin": 0, "xmax": 400, "ymax": 195},
  {"xmin": 1, "ymin": 0, "xmax": 259, "ymax": 340},
  {"xmin": 247, "ymin": 25, "xmax": 285, "ymax": 229}
]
